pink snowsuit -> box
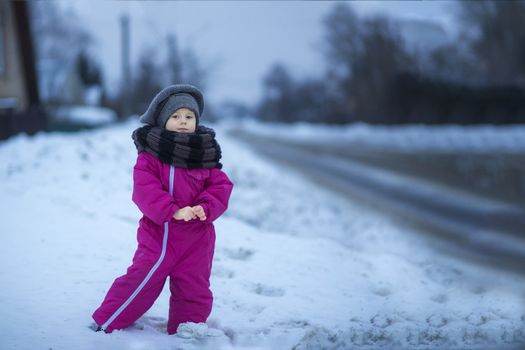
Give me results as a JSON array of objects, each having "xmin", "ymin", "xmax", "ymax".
[{"xmin": 92, "ymin": 151, "xmax": 234, "ymax": 334}]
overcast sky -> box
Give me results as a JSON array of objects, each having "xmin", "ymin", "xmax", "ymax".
[{"xmin": 60, "ymin": 1, "xmax": 459, "ymax": 107}]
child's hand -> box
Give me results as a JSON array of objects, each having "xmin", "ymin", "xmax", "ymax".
[
  {"xmin": 173, "ymin": 206, "xmax": 197, "ymax": 222},
  {"xmin": 192, "ymin": 205, "xmax": 207, "ymax": 221}
]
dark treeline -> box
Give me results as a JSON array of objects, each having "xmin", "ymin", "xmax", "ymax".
[
  {"xmin": 387, "ymin": 73, "xmax": 525, "ymax": 125},
  {"xmin": 256, "ymin": 1, "xmax": 525, "ymax": 124}
]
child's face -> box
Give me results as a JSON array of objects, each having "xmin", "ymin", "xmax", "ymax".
[{"xmin": 164, "ymin": 108, "xmax": 197, "ymax": 133}]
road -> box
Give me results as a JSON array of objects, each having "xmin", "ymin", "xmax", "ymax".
[{"xmin": 229, "ymin": 129, "xmax": 525, "ymax": 274}]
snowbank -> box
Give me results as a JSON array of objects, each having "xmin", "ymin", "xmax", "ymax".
[
  {"xmin": 53, "ymin": 105, "xmax": 117, "ymax": 126},
  {"xmin": 236, "ymin": 119, "xmax": 525, "ymax": 153}
]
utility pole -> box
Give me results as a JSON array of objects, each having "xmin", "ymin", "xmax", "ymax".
[{"xmin": 120, "ymin": 14, "xmax": 131, "ymax": 119}]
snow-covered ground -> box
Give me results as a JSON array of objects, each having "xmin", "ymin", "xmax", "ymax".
[
  {"xmin": 236, "ymin": 119, "xmax": 525, "ymax": 153},
  {"xmin": 0, "ymin": 119, "xmax": 524, "ymax": 350},
  {"xmin": 53, "ymin": 105, "xmax": 118, "ymax": 126}
]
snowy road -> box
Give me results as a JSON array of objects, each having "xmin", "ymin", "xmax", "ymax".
[
  {"xmin": 0, "ymin": 119, "xmax": 524, "ymax": 349},
  {"xmin": 230, "ymin": 129, "xmax": 525, "ymax": 274}
]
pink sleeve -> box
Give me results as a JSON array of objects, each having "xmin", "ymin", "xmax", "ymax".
[
  {"xmin": 194, "ymin": 168, "xmax": 234, "ymax": 223},
  {"xmin": 131, "ymin": 152, "xmax": 180, "ymax": 225}
]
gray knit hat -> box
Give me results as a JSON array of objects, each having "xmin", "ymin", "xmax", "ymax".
[{"xmin": 138, "ymin": 84, "xmax": 204, "ymax": 127}]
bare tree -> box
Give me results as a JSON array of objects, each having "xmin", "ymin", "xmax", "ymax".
[
  {"xmin": 76, "ymin": 50, "xmax": 103, "ymax": 87},
  {"xmin": 256, "ymin": 63, "xmax": 295, "ymax": 122},
  {"xmin": 322, "ymin": 3, "xmax": 415, "ymax": 122},
  {"xmin": 322, "ymin": 3, "xmax": 362, "ymax": 80},
  {"xmin": 457, "ymin": 0, "xmax": 525, "ymax": 85},
  {"xmin": 179, "ymin": 48, "xmax": 210, "ymax": 90},
  {"xmin": 29, "ymin": 1, "xmax": 93, "ymax": 105},
  {"xmin": 130, "ymin": 48, "xmax": 163, "ymax": 115},
  {"xmin": 165, "ymin": 34, "xmax": 184, "ymax": 84},
  {"xmin": 425, "ymin": 43, "xmax": 481, "ymax": 85},
  {"xmin": 164, "ymin": 32, "xmax": 217, "ymax": 91}
]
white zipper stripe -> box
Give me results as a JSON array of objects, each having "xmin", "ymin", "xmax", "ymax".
[{"xmin": 101, "ymin": 165, "xmax": 175, "ymax": 331}]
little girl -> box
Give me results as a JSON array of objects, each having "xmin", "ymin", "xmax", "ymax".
[{"xmin": 91, "ymin": 84, "xmax": 234, "ymax": 336}]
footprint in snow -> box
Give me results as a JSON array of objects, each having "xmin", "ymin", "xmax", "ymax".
[
  {"xmin": 465, "ymin": 312, "xmax": 491, "ymax": 326},
  {"xmin": 223, "ymin": 247, "xmax": 254, "ymax": 261},
  {"xmin": 371, "ymin": 286, "xmax": 391, "ymax": 297},
  {"xmin": 131, "ymin": 315, "xmax": 167, "ymax": 332},
  {"xmin": 370, "ymin": 313, "xmax": 395, "ymax": 328},
  {"xmin": 417, "ymin": 328, "xmax": 448, "ymax": 345},
  {"xmin": 430, "ymin": 293, "xmax": 448, "ymax": 303},
  {"xmin": 274, "ymin": 319, "xmax": 310, "ymax": 328},
  {"xmin": 421, "ymin": 263, "xmax": 463, "ymax": 287},
  {"xmin": 251, "ymin": 283, "xmax": 285, "ymax": 297},
  {"xmin": 212, "ymin": 266, "xmax": 235, "ymax": 279},
  {"xmin": 426, "ymin": 314, "xmax": 448, "ymax": 328}
]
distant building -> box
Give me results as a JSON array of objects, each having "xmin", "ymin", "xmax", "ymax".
[
  {"xmin": 397, "ymin": 17, "xmax": 450, "ymax": 54},
  {"xmin": 0, "ymin": 1, "xmax": 46, "ymax": 141}
]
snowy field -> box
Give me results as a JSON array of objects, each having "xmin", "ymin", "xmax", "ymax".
[{"xmin": 0, "ymin": 119, "xmax": 524, "ymax": 350}]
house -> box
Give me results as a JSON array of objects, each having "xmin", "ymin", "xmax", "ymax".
[{"xmin": 0, "ymin": 1, "xmax": 46, "ymax": 141}]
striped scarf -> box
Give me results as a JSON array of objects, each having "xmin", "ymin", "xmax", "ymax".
[{"xmin": 131, "ymin": 125, "xmax": 223, "ymax": 169}]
